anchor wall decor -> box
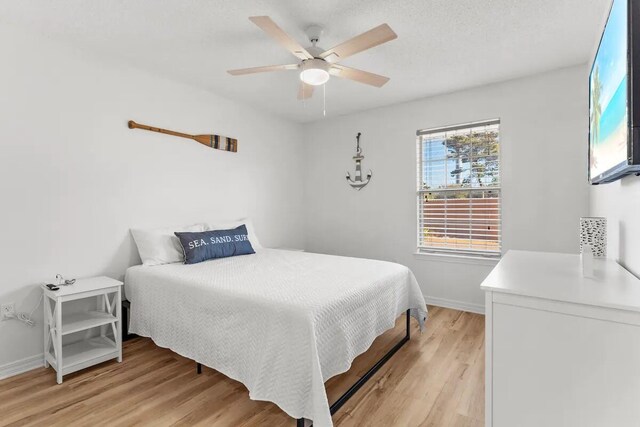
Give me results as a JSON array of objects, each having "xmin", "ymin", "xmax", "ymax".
[{"xmin": 346, "ymin": 132, "xmax": 372, "ymax": 190}]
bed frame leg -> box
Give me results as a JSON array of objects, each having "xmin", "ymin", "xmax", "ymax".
[
  {"xmin": 196, "ymin": 363, "xmax": 202, "ymax": 374},
  {"xmin": 294, "ymin": 311, "xmax": 412, "ymax": 426}
]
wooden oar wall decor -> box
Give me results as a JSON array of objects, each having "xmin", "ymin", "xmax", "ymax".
[{"xmin": 128, "ymin": 120, "xmax": 238, "ymax": 153}]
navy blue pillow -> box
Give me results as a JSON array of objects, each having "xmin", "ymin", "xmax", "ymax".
[{"xmin": 174, "ymin": 225, "xmax": 255, "ymax": 264}]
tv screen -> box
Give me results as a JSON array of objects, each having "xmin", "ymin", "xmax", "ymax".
[{"xmin": 589, "ymin": 0, "xmax": 630, "ymax": 183}]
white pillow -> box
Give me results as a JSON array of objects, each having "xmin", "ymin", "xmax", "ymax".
[
  {"xmin": 205, "ymin": 218, "xmax": 263, "ymax": 250},
  {"xmin": 131, "ymin": 223, "xmax": 206, "ymax": 266}
]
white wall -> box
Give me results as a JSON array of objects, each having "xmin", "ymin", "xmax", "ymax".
[
  {"xmin": 590, "ymin": 178, "xmax": 640, "ymax": 277},
  {"xmin": 304, "ymin": 65, "xmax": 590, "ymax": 311},
  {"xmin": 0, "ymin": 26, "xmax": 304, "ymax": 369}
]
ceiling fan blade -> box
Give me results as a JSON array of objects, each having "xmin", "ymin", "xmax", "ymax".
[
  {"xmin": 249, "ymin": 16, "xmax": 313, "ymax": 61},
  {"xmin": 227, "ymin": 64, "xmax": 299, "ymax": 75},
  {"xmin": 320, "ymin": 24, "xmax": 397, "ymax": 63},
  {"xmin": 297, "ymin": 82, "xmax": 315, "ymax": 100},
  {"xmin": 330, "ymin": 65, "xmax": 390, "ymax": 87}
]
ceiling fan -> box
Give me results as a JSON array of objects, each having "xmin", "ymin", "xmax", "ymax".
[{"xmin": 227, "ymin": 16, "xmax": 397, "ymax": 100}]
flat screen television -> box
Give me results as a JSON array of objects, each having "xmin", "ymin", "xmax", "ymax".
[{"xmin": 589, "ymin": 0, "xmax": 640, "ymax": 184}]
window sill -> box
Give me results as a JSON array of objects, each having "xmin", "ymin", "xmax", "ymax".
[{"xmin": 413, "ymin": 251, "xmax": 501, "ymax": 266}]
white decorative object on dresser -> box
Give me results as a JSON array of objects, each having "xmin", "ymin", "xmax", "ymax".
[
  {"xmin": 579, "ymin": 216, "xmax": 607, "ymax": 257},
  {"xmin": 482, "ymin": 250, "xmax": 640, "ymax": 427},
  {"xmin": 43, "ymin": 276, "xmax": 123, "ymax": 384}
]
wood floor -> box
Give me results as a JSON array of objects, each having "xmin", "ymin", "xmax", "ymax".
[{"xmin": 0, "ymin": 306, "xmax": 484, "ymax": 427}]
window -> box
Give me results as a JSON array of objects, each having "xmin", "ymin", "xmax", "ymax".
[{"xmin": 416, "ymin": 119, "xmax": 501, "ymax": 257}]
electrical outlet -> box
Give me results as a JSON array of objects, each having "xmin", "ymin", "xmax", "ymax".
[{"xmin": 1, "ymin": 303, "xmax": 15, "ymax": 320}]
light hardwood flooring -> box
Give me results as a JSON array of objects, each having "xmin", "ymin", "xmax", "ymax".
[{"xmin": 0, "ymin": 306, "xmax": 484, "ymax": 426}]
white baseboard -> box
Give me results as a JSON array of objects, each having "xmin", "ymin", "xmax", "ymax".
[
  {"xmin": 424, "ymin": 295, "xmax": 485, "ymax": 315},
  {"xmin": 0, "ymin": 353, "xmax": 44, "ymax": 380}
]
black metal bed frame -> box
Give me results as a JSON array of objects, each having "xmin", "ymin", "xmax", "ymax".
[{"xmin": 195, "ymin": 309, "xmax": 411, "ymax": 426}]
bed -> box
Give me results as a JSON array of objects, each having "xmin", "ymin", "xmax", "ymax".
[{"xmin": 125, "ymin": 248, "xmax": 427, "ymax": 427}]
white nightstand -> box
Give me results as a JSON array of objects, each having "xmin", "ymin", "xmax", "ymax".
[{"xmin": 42, "ymin": 276, "xmax": 123, "ymax": 384}]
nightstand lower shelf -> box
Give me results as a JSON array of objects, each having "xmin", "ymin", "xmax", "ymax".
[{"xmin": 45, "ymin": 336, "xmax": 119, "ymax": 377}]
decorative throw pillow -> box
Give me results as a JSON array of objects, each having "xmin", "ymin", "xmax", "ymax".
[
  {"xmin": 131, "ymin": 223, "xmax": 207, "ymax": 266},
  {"xmin": 175, "ymin": 225, "xmax": 255, "ymax": 264},
  {"xmin": 205, "ymin": 218, "xmax": 263, "ymax": 250}
]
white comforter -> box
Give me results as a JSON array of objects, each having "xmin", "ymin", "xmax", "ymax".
[{"xmin": 125, "ymin": 249, "xmax": 427, "ymax": 426}]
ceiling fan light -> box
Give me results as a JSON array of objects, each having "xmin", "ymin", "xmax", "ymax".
[
  {"xmin": 299, "ymin": 58, "xmax": 330, "ymax": 86},
  {"xmin": 300, "ymin": 69, "xmax": 329, "ymax": 86}
]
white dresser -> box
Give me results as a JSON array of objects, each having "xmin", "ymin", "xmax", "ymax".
[{"xmin": 482, "ymin": 250, "xmax": 640, "ymax": 427}]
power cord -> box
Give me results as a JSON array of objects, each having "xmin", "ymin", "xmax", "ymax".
[
  {"xmin": 5, "ymin": 294, "xmax": 43, "ymax": 327},
  {"xmin": 6, "ymin": 275, "xmax": 75, "ymax": 327}
]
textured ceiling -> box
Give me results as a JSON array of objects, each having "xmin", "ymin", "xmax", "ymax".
[{"xmin": 0, "ymin": 0, "xmax": 610, "ymax": 122}]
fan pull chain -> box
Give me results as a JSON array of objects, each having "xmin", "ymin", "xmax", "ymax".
[{"xmin": 323, "ymin": 83, "xmax": 326, "ymax": 117}]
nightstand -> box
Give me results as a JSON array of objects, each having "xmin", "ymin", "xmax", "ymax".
[{"xmin": 42, "ymin": 276, "xmax": 123, "ymax": 384}]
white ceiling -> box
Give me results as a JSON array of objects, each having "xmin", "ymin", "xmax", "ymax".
[{"xmin": 0, "ymin": 0, "xmax": 610, "ymax": 123}]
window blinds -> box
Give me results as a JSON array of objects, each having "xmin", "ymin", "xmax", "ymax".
[{"xmin": 416, "ymin": 119, "xmax": 501, "ymax": 256}]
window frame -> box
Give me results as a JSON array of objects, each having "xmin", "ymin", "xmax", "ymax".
[{"xmin": 416, "ymin": 119, "xmax": 502, "ymax": 259}]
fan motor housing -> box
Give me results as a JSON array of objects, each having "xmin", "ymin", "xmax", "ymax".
[{"xmin": 301, "ymin": 58, "xmax": 330, "ymax": 72}]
